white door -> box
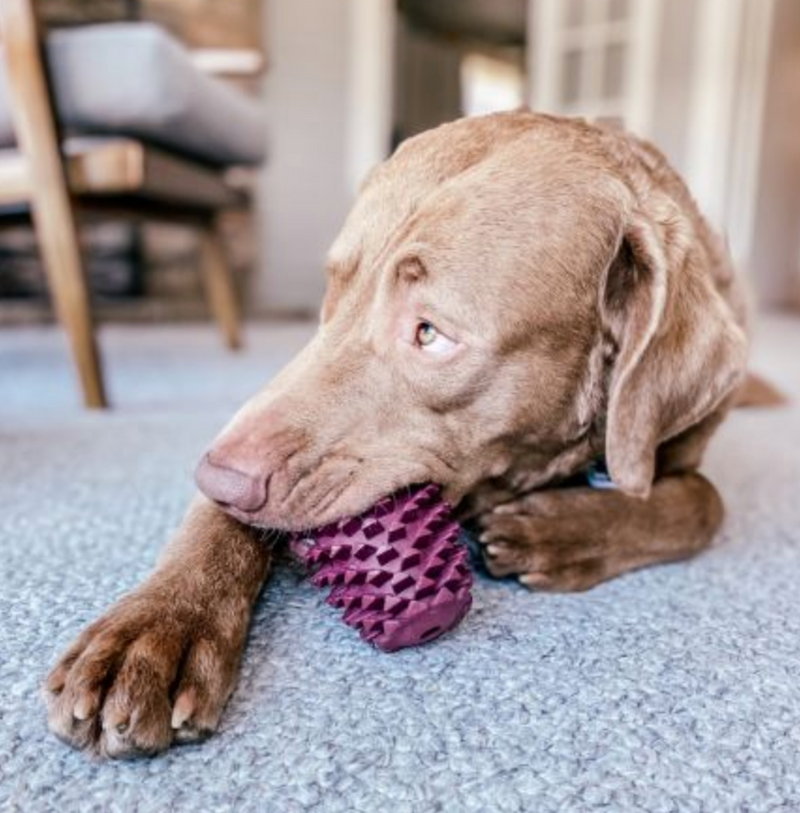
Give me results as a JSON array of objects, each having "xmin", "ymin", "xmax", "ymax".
[{"xmin": 527, "ymin": 0, "xmax": 662, "ymax": 136}]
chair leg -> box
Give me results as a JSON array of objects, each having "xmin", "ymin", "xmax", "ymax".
[
  {"xmin": 33, "ymin": 199, "xmax": 107, "ymax": 409},
  {"xmin": 199, "ymin": 222, "xmax": 242, "ymax": 350},
  {"xmin": 0, "ymin": 0, "xmax": 107, "ymax": 407}
]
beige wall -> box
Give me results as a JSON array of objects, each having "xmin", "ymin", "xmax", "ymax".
[{"xmin": 750, "ymin": 0, "xmax": 800, "ymax": 308}]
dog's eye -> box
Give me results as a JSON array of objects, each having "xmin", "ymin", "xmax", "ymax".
[
  {"xmin": 414, "ymin": 321, "xmax": 456, "ymax": 354},
  {"xmin": 416, "ymin": 322, "xmax": 437, "ymax": 346}
]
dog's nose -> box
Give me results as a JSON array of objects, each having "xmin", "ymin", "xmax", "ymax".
[{"xmin": 194, "ymin": 453, "xmax": 269, "ymax": 513}]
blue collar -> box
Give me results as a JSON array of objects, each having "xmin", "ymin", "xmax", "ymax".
[{"xmin": 585, "ymin": 458, "xmax": 617, "ymax": 490}]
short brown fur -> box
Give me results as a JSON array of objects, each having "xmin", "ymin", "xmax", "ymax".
[{"xmin": 45, "ymin": 112, "xmax": 749, "ymax": 757}]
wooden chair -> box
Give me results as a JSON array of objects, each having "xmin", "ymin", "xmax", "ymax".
[{"xmin": 0, "ymin": 0, "xmax": 264, "ymax": 407}]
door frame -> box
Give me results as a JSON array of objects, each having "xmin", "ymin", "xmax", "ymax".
[{"xmin": 347, "ymin": 0, "xmax": 396, "ymax": 195}]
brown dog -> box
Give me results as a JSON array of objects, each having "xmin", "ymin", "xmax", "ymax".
[{"xmin": 44, "ymin": 111, "xmax": 749, "ymax": 758}]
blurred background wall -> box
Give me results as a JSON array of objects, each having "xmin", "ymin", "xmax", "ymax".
[
  {"xmin": 1, "ymin": 0, "xmax": 798, "ymax": 321},
  {"xmin": 257, "ymin": 0, "xmax": 800, "ymax": 314}
]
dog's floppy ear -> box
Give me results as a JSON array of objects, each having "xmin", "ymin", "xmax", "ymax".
[{"xmin": 601, "ymin": 200, "xmax": 747, "ymax": 498}]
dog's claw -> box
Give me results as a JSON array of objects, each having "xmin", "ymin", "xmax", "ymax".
[
  {"xmin": 171, "ymin": 690, "xmax": 196, "ymax": 730},
  {"xmin": 519, "ymin": 572, "xmax": 548, "ymax": 587}
]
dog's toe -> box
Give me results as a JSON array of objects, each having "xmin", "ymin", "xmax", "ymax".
[{"xmin": 44, "ymin": 590, "xmax": 236, "ymax": 758}]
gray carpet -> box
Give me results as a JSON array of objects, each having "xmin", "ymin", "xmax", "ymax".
[{"xmin": 1, "ymin": 316, "xmax": 799, "ymax": 812}]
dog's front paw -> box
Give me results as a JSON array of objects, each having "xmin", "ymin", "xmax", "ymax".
[
  {"xmin": 477, "ymin": 488, "xmax": 615, "ymax": 591},
  {"xmin": 44, "ymin": 578, "xmax": 245, "ymax": 758}
]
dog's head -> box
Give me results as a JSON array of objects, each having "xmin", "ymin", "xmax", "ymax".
[{"xmin": 196, "ymin": 113, "xmax": 747, "ymax": 530}]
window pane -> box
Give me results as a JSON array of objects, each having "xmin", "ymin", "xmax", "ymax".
[
  {"xmin": 602, "ymin": 42, "xmax": 626, "ymax": 98},
  {"xmin": 608, "ymin": 0, "xmax": 630, "ymax": 22},
  {"xmin": 565, "ymin": 0, "xmax": 586, "ymax": 28},
  {"xmin": 561, "ymin": 49, "xmax": 583, "ymax": 105}
]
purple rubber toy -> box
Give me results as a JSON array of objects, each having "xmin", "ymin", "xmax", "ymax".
[{"xmin": 290, "ymin": 483, "xmax": 472, "ymax": 652}]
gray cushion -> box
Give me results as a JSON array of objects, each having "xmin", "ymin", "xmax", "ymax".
[{"xmin": 0, "ymin": 23, "xmax": 267, "ymax": 166}]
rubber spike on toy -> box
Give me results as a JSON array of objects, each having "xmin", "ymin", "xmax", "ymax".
[{"xmin": 290, "ymin": 483, "xmax": 473, "ymax": 652}]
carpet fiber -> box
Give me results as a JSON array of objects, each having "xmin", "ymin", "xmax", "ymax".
[{"xmin": 1, "ymin": 317, "xmax": 799, "ymax": 812}]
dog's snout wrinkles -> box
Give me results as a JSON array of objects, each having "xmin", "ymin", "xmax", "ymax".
[{"xmin": 195, "ymin": 453, "xmax": 269, "ymax": 512}]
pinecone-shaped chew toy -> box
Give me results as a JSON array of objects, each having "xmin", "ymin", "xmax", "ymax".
[{"xmin": 290, "ymin": 483, "xmax": 472, "ymax": 652}]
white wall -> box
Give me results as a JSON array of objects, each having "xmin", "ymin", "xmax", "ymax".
[{"xmin": 255, "ymin": 0, "xmax": 353, "ymax": 313}]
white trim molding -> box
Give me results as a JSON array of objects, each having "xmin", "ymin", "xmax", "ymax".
[
  {"xmin": 347, "ymin": 0, "xmax": 396, "ymax": 196},
  {"xmin": 528, "ymin": 0, "xmax": 561, "ymax": 112},
  {"xmin": 626, "ymin": 0, "xmax": 662, "ymax": 137}
]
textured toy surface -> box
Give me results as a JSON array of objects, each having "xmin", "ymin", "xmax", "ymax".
[{"xmin": 290, "ymin": 483, "xmax": 473, "ymax": 652}]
